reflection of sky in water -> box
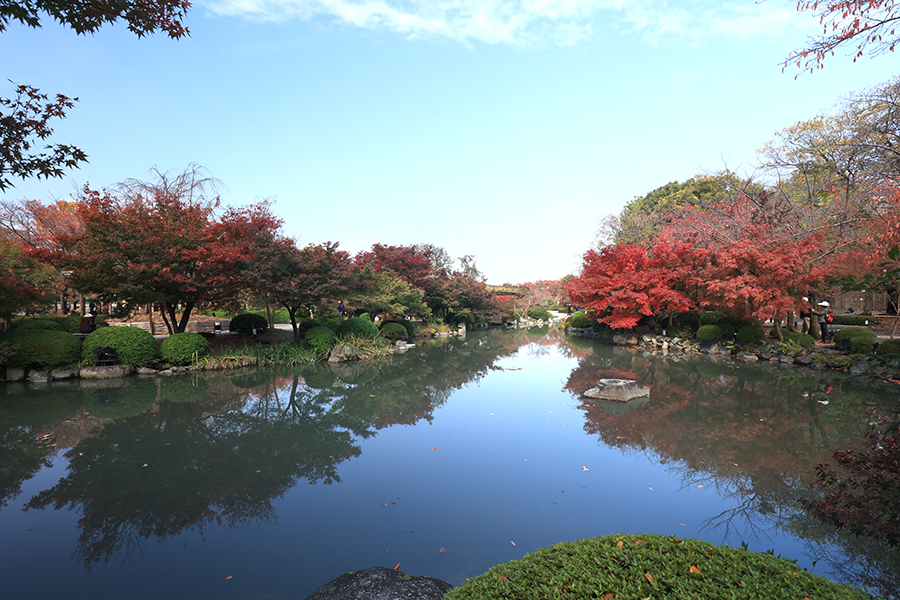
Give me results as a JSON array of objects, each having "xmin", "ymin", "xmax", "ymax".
[{"xmin": 0, "ymin": 330, "xmax": 897, "ymax": 599}]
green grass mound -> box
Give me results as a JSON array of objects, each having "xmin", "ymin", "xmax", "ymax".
[
  {"xmin": 382, "ymin": 319, "xmax": 416, "ymax": 338},
  {"xmin": 305, "ymin": 326, "xmax": 337, "ymax": 353},
  {"xmin": 0, "ymin": 328, "xmax": 82, "ymax": 369},
  {"xmin": 567, "ymin": 310, "xmax": 592, "ymax": 329},
  {"xmin": 160, "ymin": 332, "xmax": 210, "ymax": 365},
  {"xmin": 17, "ymin": 318, "xmax": 63, "ymax": 331},
  {"xmin": 876, "ymin": 339, "xmax": 900, "ymax": 357},
  {"xmin": 83, "ymin": 326, "xmax": 157, "ymax": 367},
  {"xmin": 735, "ymin": 324, "xmax": 764, "ymax": 343},
  {"xmin": 336, "ymin": 317, "xmax": 379, "ymax": 340},
  {"xmin": 526, "ymin": 306, "xmax": 552, "ymax": 321},
  {"xmin": 696, "ymin": 324, "xmax": 723, "ymax": 340},
  {"xmin": 832, "ymin": 326, "xmax": 877, "ymax": 354},
  {"xmin": 445, "ymin": 534, "xmax": 866, "ymax": 600}
]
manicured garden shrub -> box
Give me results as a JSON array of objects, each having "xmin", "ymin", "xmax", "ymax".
[
  {"xmin": 526, "ymin": 306, "xmax": 552, "ymax": 321},
  {"xmin": 296, "ymin": 319, "xmax": 323, "ymax": 338},
  {"xmin": 18, "ymin": 318, "xmax": 63, "ymax": 331},
  {"xmin": 667, "ymin": 325, "xmax": 696, "ymax": 339},
  {"xmin": 833, "ymin": 326, "xmax": 878, "ymax": 354},
  {"xmin": 875, "ymin": 339, "xmax": 900, "ymax": 357},
  {"xmin": 248, "ymin": 308, "xmax": 291, "ymax": 324},
  {"xmin": 444, "ymin": 534, "xmax": 867, "ymax": 600},
  {"xmin": 379, "ymin": 322, "xmax": 408, "ymax": 341},
  {"xmin": 735, "ymin": 325, "xmax": 764, "ymax": 343},
  {"xmin": 229, "ymin": 313, "xmax": 269, "ymax": 335},
  {"xmin": 336, "ymin": 317, "xmax": 379, "ymax": 340},
  {"xmin": 82, "ymin": 325, "xmax": 158, "ymax": 367},
  {"xmin": 699, "ymin": 310, "xmax": 726, "ymax": 324},
  {"xmin": 784, "ymin": 332, "xmax": 815, "ymax": 348},
  {"xmin": 717, "ymin": 323, "xmax": 736, "ymax": 339},
  {"xmin": 160, "ymin": 332, "xmax": 210, "ymax": 365},
  {"xmin": 833, "ymin": 314, "xmax": 875, "ymax": 326},
  {"xmin": 305, "ymin": 326, "xmax": 337, "ymax": 353},
  {"xmin": 567, "ymin": 310, "xmax": 592, "ymax": 328},
  {"xmin": 382, "ymin": 319, "xmax": 415, "ymax": 337},
  {"xmin": 696, "ymin": 324, "xmax": 723, "ymax": 340},
  {"xmin": 0, "ymin": 328, "xmax": 81, "ymax": 369}
]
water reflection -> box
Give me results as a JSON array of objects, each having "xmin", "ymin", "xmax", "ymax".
[
  {"xmin": 0, "ymin": 328, "xmax": 898, "ymax": 598},
  {"xmin": 563, "ymin": 340, "xmax": 900, "ymax": 599}
]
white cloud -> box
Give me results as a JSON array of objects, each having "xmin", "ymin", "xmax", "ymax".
[{"xmin": 200, "ymin": 0, "xmax": 807, "ymax": 47}]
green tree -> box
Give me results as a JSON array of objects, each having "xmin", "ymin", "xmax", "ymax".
[{"xmin": 351, "ymin": 267, "xmax": 429, "ymax": 320}]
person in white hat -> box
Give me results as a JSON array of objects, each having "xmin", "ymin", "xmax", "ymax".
[
  {"xmin": 800, "ymin": 297, "xmax": 811, "ymax": 334},
  {"xmin": 813, "ymin": 300, "xmax": 832, "ymax": 341}
]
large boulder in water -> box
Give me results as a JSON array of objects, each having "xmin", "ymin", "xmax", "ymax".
[
  {"xmin": 303, "ymin": 566, "xmax": 453, "ymax": 600},
  {"xmin": 583, "ymin": 378, "xmax": 650, "ymax": 401}
]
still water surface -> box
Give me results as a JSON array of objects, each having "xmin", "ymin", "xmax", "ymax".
[{"xmin": 1, "ymin": 327, "xmax": 898, "ymax": 599}]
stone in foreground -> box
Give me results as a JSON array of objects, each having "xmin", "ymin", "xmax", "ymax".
[
  {"xmin": 583, "ymin": 378, "xmax": 650, "ymax": 401},
  {"xmin": 303, "ymin": 566, "xmax": 453, "ymax": 600},
  {"xmin": 79, "ymin": 365, "xmax": 135, "ymax": 380}
]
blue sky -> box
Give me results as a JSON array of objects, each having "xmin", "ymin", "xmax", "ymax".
[{"xmin": 1, "ymin": 1, "xmax": 896, "ymax": 284}]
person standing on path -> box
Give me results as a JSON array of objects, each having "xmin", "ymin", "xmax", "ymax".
[
  {"xmin": 813, "ymin": 301, "xmax": 832, "ymax": 342},
  {"xmin": 800, "ymin": 297, "xmax": 812, "ymax": 334}
]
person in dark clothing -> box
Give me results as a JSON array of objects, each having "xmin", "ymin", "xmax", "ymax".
[{"xmin": 813, "ymin": 301, "xmax": 832, "ymax": 341}]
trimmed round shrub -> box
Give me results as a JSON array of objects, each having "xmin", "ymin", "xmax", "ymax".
[
  {"xmin": 833, "ymin": 326, "xmax": 878, "ymax": 354},
  {"xmin": 717, "ymin": 323, "xmax": 736, "ymax": 339},
  {"xmin": 336, "ymin": 317, "xmax": 379, "ymax": 340},
  {"xmin": 567, "ymin": 310, "xmax": 592, "ymax": 328},
  {"xmin": 82, "ymin": 325, "xmax": 158, "ymax": 367},
  {"xmin": 18, "ymin": 318, "xmax": 63, "ymax": 331},
  {"xmin": 699, "ymin": 310, "xmax": 726, "ymax": 324},
  {"xmin": 735, "ymin": 325, "xmax": 764, "ymax": 343},
  {"xmin": 160, "ymin": 332, "xmax": 210, "ymax": 365},
  {"xmin": 696, "ymin": 324, "xmax": 723, "ymax": 340},
  {"xmin": 379, "ymin": 322, "xmax": 408, "ymax": 341},
  {"xmin": 876, "ymin": 339, "xmax": 900, "ymax": 357},
  {"xmin": 229, "ymin": 312, "xmax": 269, "ymax": 335},
  {"xmin": 444, "ymin": 534, "xmax": 865, "ymax": 600},
  {"xmin": 0, "ymin": 328, "xmax": 81, "ymax": 369},
  {"xmin": 784, "ymin": 331, "xmax": 815, "ymax": 348},
  {"xmin": 305, "ymin": 326, "xmax": 337, "ymax": 353},
  {"xmin": 383, "ymin": 319, "xmax": 415, "ymax": 337},
  {"xmin": 526, "ymin": 306, "xmax": 552, "ymax": 321},
  {"xmin": 296, "ymin": 319, "xmax": 324, "ymax": 338}
]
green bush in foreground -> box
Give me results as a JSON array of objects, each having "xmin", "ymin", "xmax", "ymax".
[
  {"xmin": 379, "ymin": 322, "xmax": 408, "ymax": 341},
  {"xmin": 526, "ymin": 306, "xmax": 552, "ymax": 321},
  {"xmin": 305, "ymin": 326, "xmax": 337, "ymax": 353},
  {"xmin": 160, "ymin": 332, "xmax": 210, "ymax": 365},
  {"xmin": 696, "ymin": 324, "xmax": 723, "ymax": 340},
  {"xmin": 83, "ymin": 326, "xmax": 157, "ymax": 367},
  {"xmin": 784, "ymin": 331, "xmax": 815, "ymax": 348},
  {"xmin": 445, "ymin": 534, "xmax": 866, "ymax": 600},
  {"xmin": 833, "ymin": 326, "xmax": 877, "ymax": 354},
  {"xmin": 17, "ymin": 318, "xmax": 63, "ymax": 331},
  {"xmin": 876, "ymin": 339, "xmax": 900, "ymax": 357},
  {"xmin": 0, "ymin": 328, "xmax": 82, "ymax": 369},
  {"xmin": 567, "ymin": 310, "xmax": 592, "ymax": 329},
  {"xmin": 336, "ymin": 317, "xmax": 379, "ymax": 340},
  {"xmin": 735, "ymin": 324, "xmax": 764, "ymax": 343},
  {"xmin": 382, "ymin": 319, "xmax": 415, "ymax": 338}
]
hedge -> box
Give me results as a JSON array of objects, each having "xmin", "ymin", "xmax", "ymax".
[
  {"xmin": 876, "ymin": 339, "xmax": 900, "ymax": 357},
  {"xmin": 567, "ymin": 310, "xmax": 592, "ymax": 328},
  {"xmin": 444, "ymin": 534, "xmax": 866, "ymax": 600},
  {"xmin": 0, "ymin": 328, "xmax": 82, "ymax": 369},
  {"xmin": 229, "ymin": 313, "xmax": 269, "ymax": 335},
  {"xmin": 735, "ymin": 325, "xmax": 764, "ymax": 343},
  {"xmin": 784, "ymin": 331, "xmax": 815, "ymax": 348},
  {"xmin": 82, "ymin": 326, "xmax": 158, "ymax": 367},
  {"xmin": 379, "ymin": 322, "xmax": 408, "ymax": 341},
  {"xmin": 336, "ymin": 317, "xmax": 379, "ymax": 340},
  {"xmin": 833, "ymin": 326, "xmax": 878, "ymax": 354},
  {"xmin": 160, "ymin": 332, "xmax": 210, "ymax": 365},
  {"xmin": 526, "ymin": 306, "xmax": 552, "ymax": 321},
  {"xmin": 696, "ymin": 324, "xmax": 723, "ymax": 340},
  {"xmin": 305, "ymin": 326, "xmax": 337, "ymax": 353}
]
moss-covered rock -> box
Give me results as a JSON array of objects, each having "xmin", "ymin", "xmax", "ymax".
[{"xmin": 445, "ymin": 534, "xmax": 867, "ymax": 600}]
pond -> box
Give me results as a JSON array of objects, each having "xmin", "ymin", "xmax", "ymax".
[{"xmin": 1, "ymin": 327, "xmax": 898, "ymax": 599}]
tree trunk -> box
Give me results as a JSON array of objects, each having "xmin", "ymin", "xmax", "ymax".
[
  {"xmin": 148, "ymin": 303, "xmax": 155, "ymax": 335},
  {"xmin": 286, "ymin": 304, "xmax": 301, "ymax": 342},
  {"xmin": 161, "ymin": 302, "xmax": 177, "ymax": 335},
  {"xmin": 176, "ymin": 303, "xmax": 195, "ymax": 333},
  {"xmin": 265, "ymin": 299, "xmax": 275, "ymax": 329},
  {"xmin": 773, "ymin": 318, "xmax": 784, "ymax": 342}
]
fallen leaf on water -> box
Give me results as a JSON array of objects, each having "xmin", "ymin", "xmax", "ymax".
[
  {"xmin": 141, "ymin": 463, "xmax": 148, "ymax": 468},
  {"xmin": 225, "ymin": 576, "xmax": 233, "ymax": 580},
  {"xmin": 696, "ymin": 485, "xmax": 704, "ymax": 488},
  {"xmin": 583, "ymin": 466, "xmax": 589, "ymax": 471},
  {"xmin": 383, "ymin": 503, "xmax": 388, "ymax": 506},
  {"xmin": 394, "ymin": 563, "xmax": 400, "ymax": 571},
  {"xmin": 439, "ymin": 547, "xmax": 445, "ymax": 554},
  {"xmin": 648, "ymin": 486, "xmax": 653, "ymax": 490},
  {"xmin": 255, "ymin": 470, "xmax": 261, "ymax": 473},
  {"xmin": 645, "ymin": 573, "xmax": 654, "ymax": 584},
  {"xmin": 524, "ymin": 458, "xmax": 528, "ymax": 461},
  {"xmin": 511, "ymin": 541, "xmax": 516, "ymax": 546},
  {"xmin": 432, "ymin": 447, "xmax": 438, "ymax": 450},
  {"xmin": 690, "ymin": 566, "xmax": 701, "ymax": 574}
]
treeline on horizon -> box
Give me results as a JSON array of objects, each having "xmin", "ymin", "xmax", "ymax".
[
  {"xmin": 567, "ymin": 75, "xmax": 900, "ymax": 341},
  {"xmin": 0, "ymin": 165, "xmax": 571, "ymax": 339}
]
